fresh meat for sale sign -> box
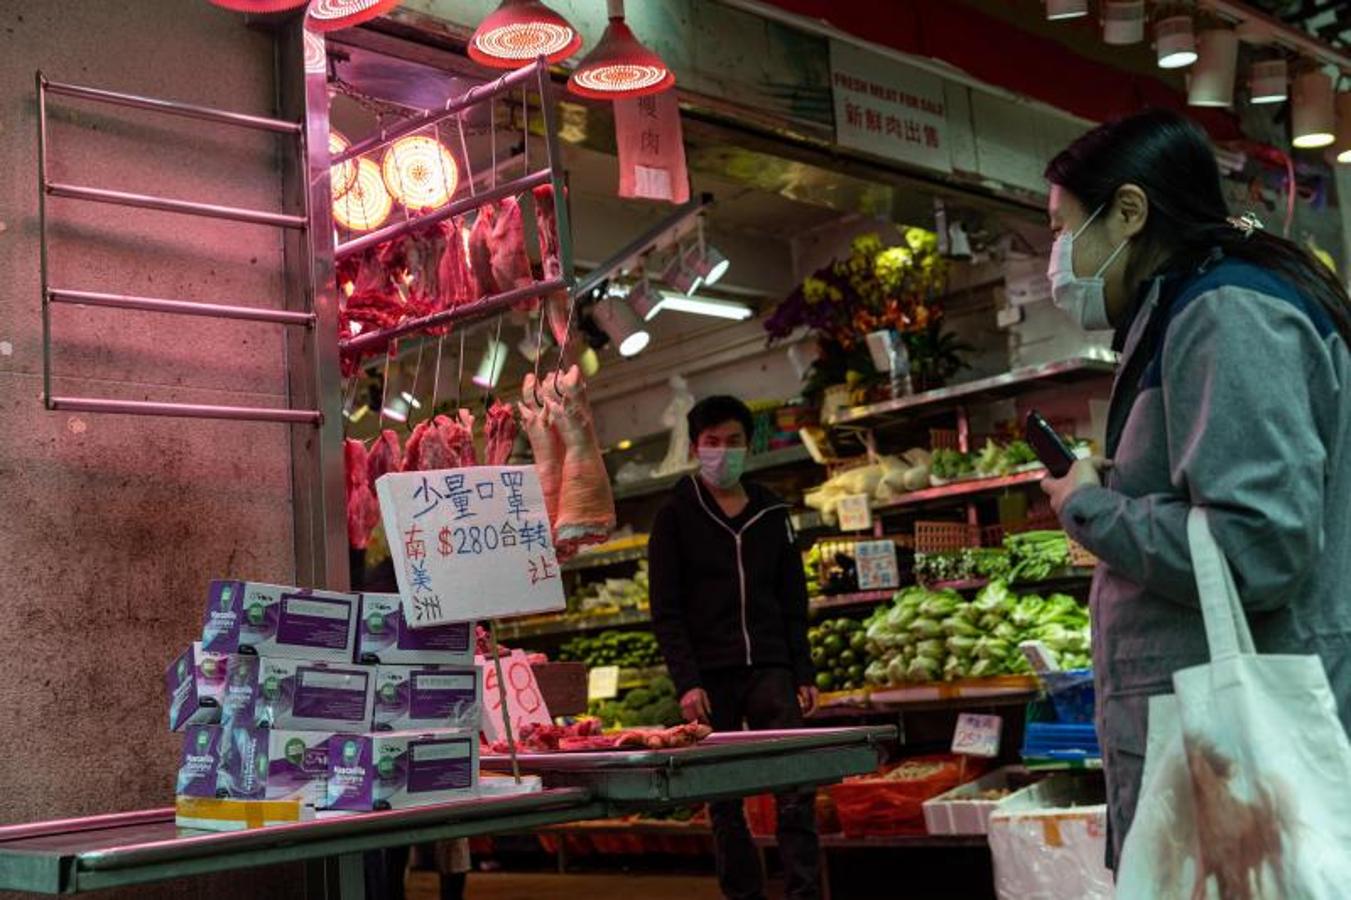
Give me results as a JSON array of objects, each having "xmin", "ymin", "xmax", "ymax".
[
  {"xmin": 377, "ymin": 466, "xmax": 566, "ymax": 627},
  {"xmin": 830, "ymin": 40, "xmax": 952, "ymax": 174}
]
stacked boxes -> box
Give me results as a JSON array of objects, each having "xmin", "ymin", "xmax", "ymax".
[{"xmin": 169, "ymin": 580, "xmax": 481, "ymax": 820}]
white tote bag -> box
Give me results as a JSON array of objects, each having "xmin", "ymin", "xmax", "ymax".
[{"xmin": 1117, "ymin": 508, "xmax": 1351, "ymax": 899}]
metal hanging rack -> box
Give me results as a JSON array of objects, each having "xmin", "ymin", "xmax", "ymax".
[
  {"xmin": 35, "ymin": 72, "xmax": 321, "ymax": 425},
  {"xmin": 332, "ymin": 57, "xmax": 575, "ymax": 361}
]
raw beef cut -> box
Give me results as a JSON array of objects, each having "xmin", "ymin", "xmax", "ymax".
[
  {"xmin": 484, "ymin": 401, "xmax": 518, "ymax": 466},
  {"xmin": 437, "ymin": 217, "xmax": 478, "ymax": 309},
  {"xmin": 532, "ymin": 184, "xmax": 573, "ymax": 343},
  {"xmin": 489, "ymin": 196, "xmax": 535, "ymax": 304},
  {"xmin": 468, "ymin": 204, "xmax": 499, "ymax": 298},
  {"xmin": 518, "ymin": 371, "xmax": 564, "ymax": 527},
  {"xmin": 546, "ymin": 365, "xmax": 616, "ymax": 558},
  {"xmin": 367, "ymin": 429, "xmax": 403, "ymax": 487},
  {"xmin": 345, "ymin": 439, "xmax": 380, "ymax": 549},
  {"xmin": 402, "ymin": 411, "xmax": 478, "ymax": 472}
]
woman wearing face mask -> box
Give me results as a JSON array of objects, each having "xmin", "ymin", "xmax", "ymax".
[
  {"xmin": 1039, "ymin": 109, "xmax": 1351, "ymax": 870},
  {"xmin": 648, "ymin": 394, "xmax": 820, "ymax": 900}
]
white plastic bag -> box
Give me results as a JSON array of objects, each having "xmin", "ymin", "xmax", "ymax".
[{"xmin": 1116, "ymin": 508, "xmax": 1351, "ymax": 899}]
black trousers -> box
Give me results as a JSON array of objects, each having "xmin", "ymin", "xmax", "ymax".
[{"xmin": 703, "ymin": 666, "xmax": 820, "ymax": 900}]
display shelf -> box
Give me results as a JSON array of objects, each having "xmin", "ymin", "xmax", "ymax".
[
  {"xmin": 496, "ymin": 607, "xmax": 651, "ymax": 641},
  {"xmin": 612, "ymin": 444, "xmax": 813, "ymax": 501},
  {"xmin": 809, "ymin": 590, "xmax": 896, "ymax": 611},
  {"xmin": 872, "ymin": 469, "xmax": 1046, "ymax": 513},
  {"xmin": 809, "ymin": 678, "xmax": 1040, "ymax": 719},
  {"xmin": 827, "ymin": 355, "xmax": 1117, "ymax": 429},
  {"xmin": 927, "ymin": 568, "xmax": 1096, "ymax": 594},
  {"xmin": 561, "ymin": 542, "xmax": 649, "ymax": 572},
  {"xmin": 753, "ymin": 832, "xmax": 989, "ymax": 850},
  {"xmin": 617, "ymin": 665, "xmax": 668, "ymax": 690}
]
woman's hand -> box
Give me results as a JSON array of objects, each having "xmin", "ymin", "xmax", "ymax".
[
  {"xmin": 680, "ymin": 687, "xmax": 711, "ymax": 724},
  {"xmin": 1042, "ymin": 457, "xmax": 1112, "ymax": 516}
]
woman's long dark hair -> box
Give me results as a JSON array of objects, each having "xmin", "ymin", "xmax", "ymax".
[{"xmin": 1045, "ymin": 109, "xmax": 1351, "ymax": 342}]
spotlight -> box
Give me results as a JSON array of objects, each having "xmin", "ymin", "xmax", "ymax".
[
  {"xmin": 591, "ymin": 296, "xmax": 650, "ymax": 357},
  {"xmin": 1250, "ymin": 59, "xmax": 1288, "ymax": 105},
  {"xmin": 1156, "ymin": 15, "xmax": 1197, "ymax": 70},
  {"xmin": 472, "ymin": 339, "xmax": 510, "ymax": 389},
  {"xmin": 1335, "ymin": 92, "xmax": 1351, "ymax": 164},
  {"xmin": 1188, "ymin": 29, "xmax": 1238, "ymax": 108},
  {"xmin": 627, "ymin": 279, "xmax": 662, "ymax": 321},
  {"xmin": 1292, "ymin": 70, "xmax": 1336, "ymax": 149},
  {"xmin": 399, "ymin": 391, "xmax": 422, "ymax": 410},
  {"xmin": 1045, "ymin": 0, "xmax": 1087, "ymax": 21},
  {"xmin": 382, "ymin": 395, "xmax": 410, "ymax": 424},
  {"xmin": 382, "ymin": 135, "xmax": 459, "ymax": 212},
  {"xmin": 661, "ymin": 250, "xmax": 702, "ymax": 295},
  {"xmin": 1102, "ymin": 1, "xmax": 1144, "ymax": 45},
  {"xmin": 468, "ymin": 0, "xmax": 581, "ymax": 69},
  {"xmin": 332, "ymin": 158, "xmax": 392, "ymax": 232},
  {"xmin": 579, "ymin": 346, "xmax": 602, "ymax": 377}
]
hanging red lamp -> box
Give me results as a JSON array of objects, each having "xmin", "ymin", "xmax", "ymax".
[
  {"xmin": 567, "ymin": 0, "xmax": 674, "ymax": 100},
  {"xmin": 207, "ymin": 0, "xmax": 308, "ymax": 11},
  {"xmin": 306, "ymin": 0, "xmax": 404, "ymax": 33},
  {"xmin": 382, "ymin": 135, "xmax": 460, "ymax": 212},
  {"xmin": 468, "ymin": 0, "xmax": 582, "ymax": 69}
]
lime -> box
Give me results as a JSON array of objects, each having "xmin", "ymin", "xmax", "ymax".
[
  {"xmin": 823, "ymin": 634, "xmax": 846, "ymax": 655},
  {"xmin": 840, "ymin": 649, "xmax": 857, "ymax": 667},
  {"xmin": 815, "ymin": 672, "xmax": 835, "ymax": 692}
]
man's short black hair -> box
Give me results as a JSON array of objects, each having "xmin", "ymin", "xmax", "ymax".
[{"xmin": 688, "ymin": 395, "xmax": 754, "ymax": 444}]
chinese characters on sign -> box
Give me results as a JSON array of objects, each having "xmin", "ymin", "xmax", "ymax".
[
  {"xmin": 856, "ymin": 540, "xmax": 901, "ymax": 590},
  {"xmin": 477, "ymin": 650, "xmax": 553, "ymax": 744},
  {"xmin": 376, "ymin": 466, "xmax": 566, "ymax": 628},
  {"xmin": 837, "ymin": 494, "xmax": 872, "ymax": 532},
  {"xmin": 830, "ymin": 40, "xmax": 952, "ymax": 174},
  {"xmin": 614, "ymin": 89, "xmax": 690, "ymax": 204},
  {"xmin": 951, "ymin": 713, "xmax": 1003, "ymax": 758}
]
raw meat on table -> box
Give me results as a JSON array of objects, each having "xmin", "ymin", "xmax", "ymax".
[
  {"xmin": 490, "ymin": 722, "xmax": 713, "ymax": 755},
  {"xmin": 345, "ymin": 439, "xmax": 381, "ymax": 549},
  {"xmin": 484, "ymin": 401, "xmax": 518, "ymax": 466}
]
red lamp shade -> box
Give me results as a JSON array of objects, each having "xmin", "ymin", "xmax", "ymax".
[
  {"xmin": 207, "ymin": 0, "xmax": 308, "ymax": 11},
  {"xmin": 468, "ymin": 0, "xmax": 582, "ymax": 69},
  {"xmin": 333, "ymin": 158, "xmax": 392, "ymax": 232},
  {"xmin": 306, "ymin": 0, "xmax": 403, "ymax": 33},
  {"xmin": 382, "ymin": 135, "xmax": 460, "ymax": 212},
  {"xmin": 567, "ymin": 17, "xmax": 674, "ymax": 100},
  {"xmin": 304, "ymin": 27, "xmax": 327, "ymax": 74}
]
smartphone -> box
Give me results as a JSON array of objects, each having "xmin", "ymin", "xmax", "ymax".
[{"xmin": 1024, "ymin": 410, "xmax": 1078, "ymax": 478}]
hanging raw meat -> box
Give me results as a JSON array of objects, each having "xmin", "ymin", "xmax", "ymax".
[
  {"xmin": 345, "ymin": 439, "xmax": 381, "ymax": 549},
  {"xmin": 438, "ymin": 217, "xmax": 478, "ymax": 309},
  {"xmin": 338, "ymin": 248, "xmax": 405, "ymax": 376},
  {"xmin": 367, "ymin": 429, "xmax": 403, "ymax": 487},
  {"xmin": 403, "ymin": 411, "xmax": 479, "ymax": 472},
  {"xmin": 442, "ymin": 409, "xmax": 479, "ymax": 468},
  {"xmin": 490, "ymin": 196, "xmax": 535, "ymax": 305},
  {"xmin": 484, "ymin": 401, "xmax": 518, "ymax": 466},
  {"xmin": 519, "ymin": 371, "xmax": 564, "ymax": 528},
  {"xmin": 544, "ymin": 364, "xmax": 616, "ymax": 559},
  {"xmin": 532, "ymin": 183, "xmax": 572, "ymax": 344},
  {"xmin": 468, "ymin": 203, "xmax": 499, "ymax": 298}
]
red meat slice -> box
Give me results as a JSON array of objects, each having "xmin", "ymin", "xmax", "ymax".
[
  {"xmin": 367, "ymin": 429, "xmax": 403, "ymax": 487},
  {"xmin": 438, "ymin": 217, "xmax": 478, "ymax": 308},
  {"xmin": 468, "ymin": 204, "xmax": 498, "ymax": 298},
  {"xmin": 484, "ymin": 401, "xmax": 518, "ymax": 466},
  {"xmin": 402, "ymin": 412, "xmax": 478, "ymax": 471},
  {"xmin": 344, "ymin": 439, "xmax": 380, "ymax": 549},
  {"xmin": 490, "ymin": 197, "xmax": 535, "ymax": 306}
]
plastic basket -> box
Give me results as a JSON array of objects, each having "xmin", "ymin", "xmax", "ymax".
[
  {"xmin": 915, "ymin": 521, "xmax": 981, "ymax": 555},
  {"xmin": 1041, "ymin": 668, "xmax": 1095, "ymax": 724},
  {"xmin": 1022, "ymin": 722, "xmax": 1101, "ymax": 760}
]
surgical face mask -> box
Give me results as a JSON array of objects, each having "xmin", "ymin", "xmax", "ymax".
[
  {"xmin": 697, "ymin": 446, "xmax": 747, "ymax": 489},
  {"xmin": 1047, "ymin": 203, "xmax": 1130, "ymax": 331}
]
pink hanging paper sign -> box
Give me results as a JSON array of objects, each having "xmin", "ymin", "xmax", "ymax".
[{"xmin": 614, "ymin": 91, "xmax": 690, "ymax": 204}]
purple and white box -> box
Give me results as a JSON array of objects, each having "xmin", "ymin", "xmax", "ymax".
[
  {"xmin": 326, "ymin": 730, "xmax": 478, "ymax": 811},
  {"xmin": 217, "ymin": 726, "xmax": 332, "ymax": 806},
  {"xmin": 175, "ymin": 724, "xmax": 224, "ymax": 798},
  {"xmin": 166, "ymin": 642, "xmax": 228, "ymax": 732},
  {"xmin": 220, "ymin": 654, "xmax": 260, "ymax": 727},
  {"xmin": 373, "ymin": 666, "xmax": 481, "ymax": 732},
  {"xmin": 355, "ymin": 594, "xmax": 474, "ymax": 666},
  {"xmin": 202, "ymin": 580, "xmax": 359, "ymax": 663},
  {"xmin": 243, "ymin": 658, "xmax": 374, "ymax": 732}
]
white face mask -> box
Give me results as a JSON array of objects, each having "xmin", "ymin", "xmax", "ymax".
[{"xmin": 1047, "ymin": 202, "xmax": 1130, "ymax": 332}]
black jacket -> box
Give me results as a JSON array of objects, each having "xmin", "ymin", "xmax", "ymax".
[{"xmin": 648, "ymin": 475, "xmax": 813, "ymax": 695}]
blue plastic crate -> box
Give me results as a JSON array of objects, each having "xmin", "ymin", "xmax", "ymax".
[
  {"xmin": 1042, "ymin": 668, "xmax": 1095, "ymax": 724},
  {"xmin": 1022, "ymin": 721, "xmax": 1101, "ymax": 759}
]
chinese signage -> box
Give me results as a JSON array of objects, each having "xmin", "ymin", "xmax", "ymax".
[
  {"xmin": 952, "ymin": 713, "xmax": 1003, "ymax": 758},
  {"xmin": 837, "ymin": 494, "xmax": 872, "ymax": 532},
  {"xmin": 614, "ymin": 90, "xmax": 690, "ymax": 204},
  {"xmin": 830, "ymin": 40, "xmax": 952, "ymax": 174},
  {"xmin": 856, "ymin": 540, "xmax": 900, "ymax": 590},
  {"xmin": 478, "ymin": 650, "xmax": 553, "ymax": 744},
  {"xmin": 376, "ymin": 466, "xmax": 566, "ymax": 628}
]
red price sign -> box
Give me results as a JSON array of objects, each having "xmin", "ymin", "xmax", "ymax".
[
  {"xmin": 951, "ymin": 713, "xmax": 1002, "ymax": 758},
  {"xmin": 477, "ymin": 650, "xmax": 552, "ymax": 744}
]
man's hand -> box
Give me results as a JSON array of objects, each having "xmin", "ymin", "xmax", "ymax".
[
  {"xmin": 680, "ymin": 687, "xmax": 711, "ymax": 724},
  {"xmin": 1042, "ymin": 457, "xmax": 1110, "ymax": 516},
  {"xmin": 797, "ymin": 684, "xmax": 819, "ymax": 717}
]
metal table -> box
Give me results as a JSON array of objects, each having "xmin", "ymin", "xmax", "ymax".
[
  {"xmin": 481, "ymin": 727, "xmax": 895, "ymax": 806},
  {"xmin": 0, "ymin": 789, "xmax": 599, "ymax": 897}
]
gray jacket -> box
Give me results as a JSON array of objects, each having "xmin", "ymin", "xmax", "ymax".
[{"xmin": 1060, "ymin": 253, "xmax": 1351, "ymax": 864}]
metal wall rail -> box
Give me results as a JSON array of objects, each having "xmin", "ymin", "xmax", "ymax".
[{"xmin": 37, "ymin": 71, "xmax": 322, "ymax": 425}]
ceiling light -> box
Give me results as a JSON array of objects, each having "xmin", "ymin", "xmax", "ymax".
[
  {"xmin": 579, "ymin": 347, "xmax": 601, "ymax": 377},
  {"xmin": 382, "ymin": 135, "xmax": 459, "ymax": 212},
  {"xmin": 649, "ymin": 291, "xmax": 753, "ymax": 321},
  {"xmin": 330, "ymin": 129, "xmax": 357, "ymax": 201},
  {"xmin": 304, "ymin": 27, "xmax": 327, "ymax": 74},
  {"xmin": 1102, "ymin": 1, "xmax": 1144, "ymax": 45},
  {"xmin": 1335, "ymin": 93, "xmax": 1351, "ymax": 164},
  {"xmin": 661, "ymin": 251, "xmax": 702, "ymax": 295},
  {"xmin": 469, "ymin": 0, "xmax": 581, "ymax": 69},
  {"xmin": 591, "ymin": 296, "xmax": 651, "ymax": 357},
  {"xmin": 344, "ymin": 403, "xmax": 370, "ymax": 423},
  {"xmin": 518, "ymin": 321, "xmax": 552, "ymax": 362},
  {"xmin": 1250, "ymin": 59, "xmax": 1289, "ymax": 105},
  {"xmin": 615, "ymin": 439, "xmax": 633, "ymax": 451},
  {"xmin": 399, "ymin": 391, "xmax": 422, "ymax": 410},
  {"xmin": 627, "ymin": 279, "xmax": 661, "ymax": 321},
  {"xmin": 332, "ymin": 158, "xmax": 392, "ymax": 232},
  {"xmin": 381, "ymin": 396, "xmax": 410, "ymax": 423},
  {"xmin": 681, "ymin": 239, "xmax": 730, "ymax": 288},
  {"xmin": 1188, "ymin": 29, "xmax": 1238, "ymax": 108},
  {"xmin": 472, "ymin": 339, "xmax": 509, "ymax": 389},
  {"xmin": 1292, "ymin": 70, "xmax": 1336, "ymax": 149},
  {"xmin": 1156, "ymin": 15, "xmax": 1197, "ymax": 70},
  {"xmin": 1045, "ymin": 0, "xmax": 1087, "ymax": 21},
  {"xmin": 306, "ymin": 0, "xmax": 403, "ymax": 32},
  {"xmin": 567, "ymin": 0, "xmax": 674, "ymax": 100},
  {"xmin": 208, "ymin": 0, "xmax": 307, "ymax": 11}
]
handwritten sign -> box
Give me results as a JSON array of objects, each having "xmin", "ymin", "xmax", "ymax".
[
  {"xmin": 477, "ymin": 651, "xmax": 553, "ymax": 744},
  {"xmin": 951, "ymin": 713, "xmax": 1003, "ymax": 758},
  {"xmin": 615, "ymin": 90, "xmax": 690, "ymax": 204},
  {"xmin": 587, "ymin": 666, "xmax": 620, "ymax": 702},
  {"xmin": 376, "ymin": 466, "xmax": 566, "ymax": 628},
  {"xmin": 830, "ymin": 40, "xmax": 952, "ymax": 174},
  {"xmin": 837, "ymin": 494, "xmax": 872, "ymax": 532},
  {"xmin": 856, "ymin": 540, "xmax": 900, "ymax": 590}
]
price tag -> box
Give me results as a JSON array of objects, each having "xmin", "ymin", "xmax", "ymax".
[
  {"xmin": 477, "ymin": 650, "xmax": 553, "ymax": 744},
  {"xmin": 837, "ymin": 494, "xmax": 872, "ymax": 532},
  {"xmin": 587, "ymin": 665, "xmax": 620, "ymax": 701},
  {"xmin": 951, "ymin": 713, "xmax": 1002, "ymax": 758},
  {"xmin": 1019, "ymin": 640, "xmax": 1061, "ymax": 674},
  {"xmin": 855, "ymin": 540, "xmax": 900, "ymax": 590},
  {"xmin": 376, "ymin": 466, "xmax": 566, "ymax": 628}
]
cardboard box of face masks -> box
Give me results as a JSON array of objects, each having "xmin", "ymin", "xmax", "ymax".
[
  {"xmin": 372, "ymin": 665, "xmax": 481, "ymax": 731},
  {"xmin": 166, "ymin": 642, "xmax": 228, "ymax": 731},
  {"xmin": 217, "ymin": 726, "xmax": 334, "ymax": 807},
  {"xmin": 325, "ymin": 730, "xmax": 477, "ymax": 811},
  {"xmin": 232, "ymin": 657, "xmax": 375, "ymax": 732},
  {"xmin": 355, "ymin": 594, "xmax": 474, "ymax": 666},
  {"xmin": 202, "ymin": 580, "xmax": 359, "ymax": 663}
]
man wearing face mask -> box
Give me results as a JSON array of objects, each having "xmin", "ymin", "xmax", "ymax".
[{"xmin": 648, "ymin": 395, "xmax": 819, "ymax": 900}]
